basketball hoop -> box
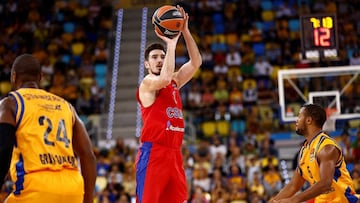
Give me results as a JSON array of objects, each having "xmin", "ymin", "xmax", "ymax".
[{"xmin": 323, "ymin": 108, "xmax": 337, "ymax": 132}]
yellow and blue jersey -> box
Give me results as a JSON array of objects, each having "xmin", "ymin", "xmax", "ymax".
[
  {"xmin": 6, "ymin": 88, "xmax": 84, "ymax": 202},
  {"xmin": 297, "ymin": 132, "xmax": 358, "ymax": 203}
]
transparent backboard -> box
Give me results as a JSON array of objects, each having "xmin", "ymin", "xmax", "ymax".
[{"xmin": 278, "ymin": 66, "xmax": 360, "ymax": 124}]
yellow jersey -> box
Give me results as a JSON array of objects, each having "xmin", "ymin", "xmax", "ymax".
[
  {"xmin": 297, "ymin": 132, "xmax": 358, "ymax": 203},
  {"xmin": 6, "ymin": 88, "xmax": 84, "ymax": 202}
]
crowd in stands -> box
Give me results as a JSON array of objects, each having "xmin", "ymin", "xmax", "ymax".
[
  {"xmin": 0, "ymin": 0, "xmax": 111, "ymax": 201},
  {"xmin": 91, "ymin": 129, "xmax": 360, "ymax": 203},
  {"xmin": 0, "ymin": 0, "xmax": 360, "ymax": 203},
  {"xmin": 0, "ymin": 0, "xmax": 111, "ymax": 121},
  {"xmin": 177, "ymin": 0, "xmax": 360, "ymax": 139}
]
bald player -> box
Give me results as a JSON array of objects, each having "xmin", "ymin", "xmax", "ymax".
[{"xmin": 0, "ymin": 54, "xmax": 96, "ymax": 203}]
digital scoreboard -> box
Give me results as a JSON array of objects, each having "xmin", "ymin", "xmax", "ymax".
[{"xmin": 300, "ymin": 13, "xmax": 338, "ymax": 61}]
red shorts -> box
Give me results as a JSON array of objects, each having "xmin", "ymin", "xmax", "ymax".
[{"xmin": 136, "ymin": 142, "xmax": 187, "ymax": 203}]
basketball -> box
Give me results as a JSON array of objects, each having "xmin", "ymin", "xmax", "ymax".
[{"xmin": 152, "ymin": 5, "xmax": 184, "ymax": 38}]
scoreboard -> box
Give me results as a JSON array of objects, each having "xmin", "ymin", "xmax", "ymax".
[{"xmin": 300, "ymin": 13, "xmax": 338, "ymax": 61}]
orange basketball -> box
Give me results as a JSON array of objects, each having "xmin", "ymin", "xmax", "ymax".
[{"xmin": 152, "ymin": 5, "xmax": 184, "ymax": 38}]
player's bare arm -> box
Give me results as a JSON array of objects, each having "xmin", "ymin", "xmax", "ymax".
[
  {"xmin": 173, "ymin": 6, "xmax": 202, "ymax": 89},
  {"xmin": 269, "ymin": 169, "xmax": 305, "ymax": 203},
  {"xmin": 71, "ymin": 105, "xmax": 97, "ymax": 203},
  {"xmin": 274, "ymin": 144, "xmax": 339, "ymax": 203},
  {"xmin": 139, "ymin": 30, "xmax": 180, "ymax": 107}
]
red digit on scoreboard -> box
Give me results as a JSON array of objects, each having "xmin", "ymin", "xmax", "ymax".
[{"xmin": 313, "ymin": 27, "xmax": 330, "ymax": 47}]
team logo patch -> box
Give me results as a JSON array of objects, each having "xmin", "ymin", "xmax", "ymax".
[{"xmin": 310, "ymin": 148, "xmax": 315, "ymax": 162}]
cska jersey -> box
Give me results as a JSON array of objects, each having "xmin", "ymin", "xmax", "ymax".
[
  {"xmin": 297, "ymin": 132, "xmax": 359, "ymax": 203},
  {"xmin": 137, "ymin": 80, "xmax": 184, "ymax": 148}
]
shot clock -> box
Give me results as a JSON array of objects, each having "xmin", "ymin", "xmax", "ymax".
[{"xmin": 300, "ymin": 13, "xmax": 338, "ymax": 61}]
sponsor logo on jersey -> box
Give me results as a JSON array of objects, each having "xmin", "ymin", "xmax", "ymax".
[
  {"xmin": 166, "ymin": 121, "xmax": 184, "ymax": 132},
  {"xmin": 310, "ymin": 148, "xmax": 315, "ymax": 162},
  {"xmin": 166, "ymin": 107, "xmax": 183, "ymax": 119}
]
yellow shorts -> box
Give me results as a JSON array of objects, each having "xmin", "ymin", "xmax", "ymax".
[{"xmin": 5, "ymin": 170, "xmax": 84, "ymax": 203}]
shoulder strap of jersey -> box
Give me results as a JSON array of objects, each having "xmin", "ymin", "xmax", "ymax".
[
  {"xmin": 7, "ymin": 91, "xmax": 24, "ymax": 129},
  {"xmin": 314, "ymin": 133, "xmax": 342, "ymax": 167}
]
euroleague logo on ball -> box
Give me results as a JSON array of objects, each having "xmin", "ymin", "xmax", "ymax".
[{"xmin": 152, "ymin": 5, "xmax": 184, "ymax": 38}]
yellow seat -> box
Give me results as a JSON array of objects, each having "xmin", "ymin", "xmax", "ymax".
[
  {"xmin": 242, "ymin": 79, "xmax": 257, "ymax": 90},
  {"xmin": 212, "ymin": 34, "xmax": 226, "ymax": 43},
  {"xmin": 200, "ymin": 70, "xmax": 214, "ymax": 83},
  {"xmin": 271, "ymin": 65, "xmax": 281, "ymax": 80},
  {"xmin": 261, "ymin": 10, "xmax": 275, "ymax": 22},
  {"xmin": 258, "ymin": 105, "xmax": 273, "ymax": 120},
  {"xmin": 0, "ymin": 81, "xmax": 11, "ymax": 95},
  {"xmin": 349, "ymin": 119, "xmax": 360, "ymax": 128},
  {"xmin": 201, "ymin": 121, "xmax": 216, "ymax": 137},
  {"xmin": 204, "ymin": 35, "xmax": 213, "ymax": 45},
  {"xmin": 258, "ymin": 105, "xmax": 274, "ymax": 130},
  {"xmin": 216, "ymin": 120, "xmax": 230, "ymax": 136},
  {"xmin": 227, "ymin": 66, "xmax": 241, "ymax": 79},
  {"xmin": 240, "ymin": 34, "xmax": 251, "ymax": 43},
  {"xmin": 225, "ymin": 33, "xmax": 238, "ymax": 45}
]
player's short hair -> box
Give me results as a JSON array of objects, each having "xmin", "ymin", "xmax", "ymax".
[
  {"xmin": 303, "ymin": 103, "xmax": 327, "ymax": 128},
  {"xmin": 12, "ymin": 54, "xmax": 41, "ymax": 75},
  {"xmin": 144, "ymin": 43, "xmax": 165, "ymax": 61}
]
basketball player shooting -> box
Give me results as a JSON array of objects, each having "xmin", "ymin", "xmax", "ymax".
[{"xmin": 135, "ymin": 5, "xmax": 202, "ymax": 203}]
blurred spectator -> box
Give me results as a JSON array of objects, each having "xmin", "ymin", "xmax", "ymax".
[
  {"xmin": 209, "ymin": 136, "xmax": 227, "ymax": 161},
  {"xmin": 213, "ymin": 59, "xmax": 229, "ymax": 79},
  {"xmin": 352, "ymin": 130, "xmax": 360, "ymax": 160},
  {"xmin": 227, "ymin": 164, "xmax": 247, "ymax": 202},
  {"xmin": 193, "ymin": 166, "xmax": 211, "ymax": 193},
  {"xmin": 337, "ymin": 131, "xmax": 354, "ymax": 163},
  {"xmin": 107, "ymin": 163, "xmax": 123, "ymax": 185},
  {"xmin": 97, "ymin": 149, "xmax": 110, "ymax": 177},
  {"xmin": 201, "ymin": 86, "xmax": 216, "ymax": 108},
  {"xmin": 226, "ymin": 45, "xmax": 242, "ymax": 67},
  {"xmin": 254, "ymin": 56, "xmax": 273, "ymax": 80},
  {"xmin": 351, "ymin": 170, "xmax": 360, "ymax": 193},
  {"xmin": 249, "ymin": 171, "xmax": 265, "ymax": 199},
  {"xmin": 121, "ymin": 162, "xmax": 136, "ymax": 197},
  {"xmin": 263, "ymin": 164, "xmax": 282, "ymax": 199},
  {"xmin": 229, "ymin": 85, "xmax": 244, "ymax": 119},
  {"xmin": 275, "ymin": 2, "xmax": 296, "ymax": 19},
  {"xmin": 210, "ymin": 168, "xmax": 228, "ymax": 191},
  {"xmin": 242, "ymin": 78, "xmax": 257, "ymax": 108},
  {"xmin": 190, "ymin": 185, "xmax": 210, "ymax": 203},
  {"xmin": 227, "ymin": 145, "xmax": 246, "ymax": 175},
  {"xmin": 214, "ymin": 102, "xmax": 231, "ymax": 121},
  {"xmin": 350, "ymin": 50, "xmax": 360, "ymax": 65},
  {"xmin": 187, "ymin": 82, "xmax": 203, "ymax": 110},
  {"xmin": 213, "ymin": 79, "xmax": 229, "ymax": 105},
  {"xmin": 49, "ymin": 68, "xmax": 66, "ymax": 97},
  {"xmin": 200, "ymin": 44, "xmax": 214, "ymax": 69}
]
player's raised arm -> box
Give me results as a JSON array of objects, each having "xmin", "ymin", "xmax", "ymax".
[{"xmin": 173, "ymin": 5, "xmax": 202, "ymax": 88}]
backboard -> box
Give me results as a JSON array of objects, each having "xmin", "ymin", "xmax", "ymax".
[{"xmin": 278, "ymin": 66, "xmax": 360, "ymax": 125}]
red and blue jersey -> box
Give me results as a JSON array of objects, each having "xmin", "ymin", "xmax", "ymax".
[
  {"xmin": 136, "ymin": 80, "xmax": 188, "ymax": 203},
  {"xmin": 136, "ymin": 80, "xmax": 184, "ymax": 148}
]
